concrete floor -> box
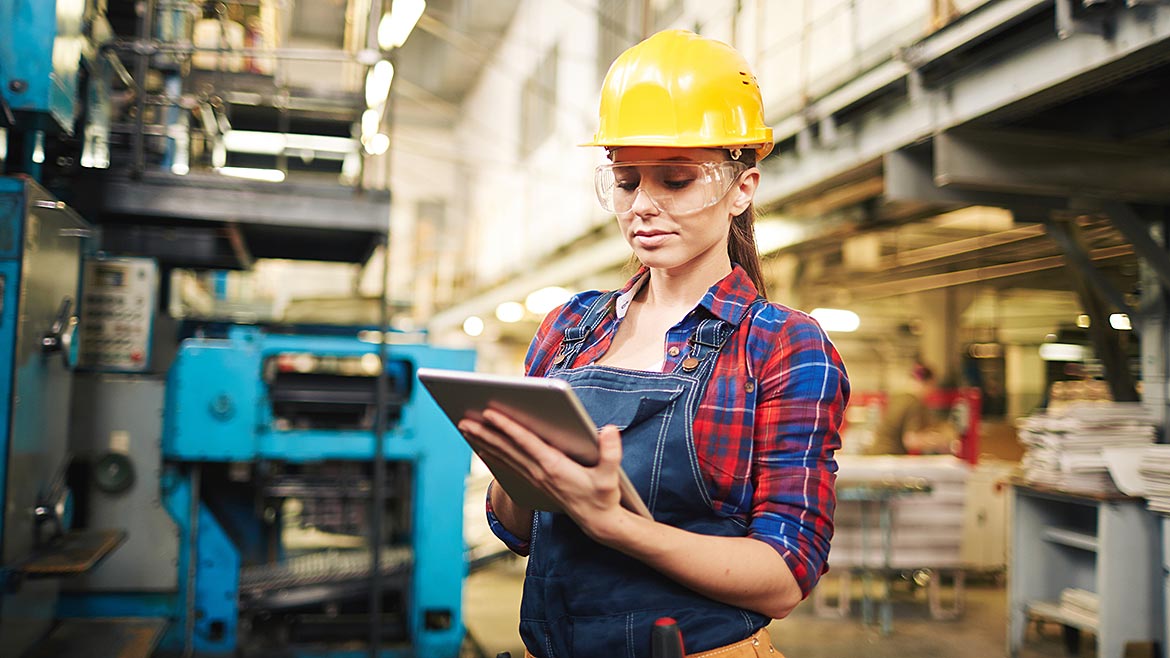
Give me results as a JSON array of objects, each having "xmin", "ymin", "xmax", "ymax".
[{"xmin": 463, "ymin": 561, "xmax": 1102, "ymax": 658}]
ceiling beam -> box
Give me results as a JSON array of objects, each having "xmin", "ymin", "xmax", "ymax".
[
  {"xmin": 850, "ymin": 244, "xmax": 1133, "ymax": 299},
  {"xmin": 934, "ymin": 128, "xmax": 1170, "ymax": 202}
]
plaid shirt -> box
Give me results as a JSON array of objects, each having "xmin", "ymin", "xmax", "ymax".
[{"xmin": 486, "ymin": 265, "xmax": 849, "ymax": 597}]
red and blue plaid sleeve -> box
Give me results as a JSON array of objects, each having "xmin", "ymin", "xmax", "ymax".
[
  {"xmin": 747, "ymin": 309, "xmax": 849, "ymax": 597},
  {"xmin": 485, "ymin": 481, "xmax": 531, "ymax": 556}
]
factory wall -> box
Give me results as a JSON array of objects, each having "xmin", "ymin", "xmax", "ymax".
[
  {"xmin": 453, "ymin": 0, "xmax": 603, "ymax": 284},
  {"xmin": 442, "ymin": 0, "xmax": 992, "ymax": 300}
]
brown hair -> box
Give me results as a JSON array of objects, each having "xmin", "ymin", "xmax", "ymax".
[{"xmin": 728, "ymin": 150, "xmax": 768, "ymax": 298}]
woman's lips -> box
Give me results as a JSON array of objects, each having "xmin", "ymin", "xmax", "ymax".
[{"xmin": 633, "ymin": 231, "xmax": 671, "ymax": 248}]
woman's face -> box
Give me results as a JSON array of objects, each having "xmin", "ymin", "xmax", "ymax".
[{"xmin": 608, "ymin": 147, "xmax": 757, "ymax": 275}]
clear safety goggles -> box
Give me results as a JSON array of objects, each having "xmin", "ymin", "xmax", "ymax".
[{"xmin": 594, "ymin": 160, "xmax": 750, "ymax": 216}]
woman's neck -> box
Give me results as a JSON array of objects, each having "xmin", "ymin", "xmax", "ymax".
[{"xmin": 641, "ymin": 257, "xmax": 732, "ymax": 310}]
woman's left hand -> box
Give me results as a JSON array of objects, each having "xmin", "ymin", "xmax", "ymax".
[{"xmin": 458, "ymin": 409, "xmax": 633, "ymax": 541}]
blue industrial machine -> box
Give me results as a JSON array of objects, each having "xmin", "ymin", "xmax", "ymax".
[
  {"xmin": 0, "ymin": 0, "xmax": 103, "ymax": 182},
  {"xmin": 0, "ymin": 0, "xmax": 87, "ymax": 128},
  {"xmin": 61, "ymin": 322, "xmax": 475, "ymax": 657},
  {"xmin": 0, "ymin": 178, "xmax": 103, "ymax": 656},
  {"xmin": 2, "ymin": 1, "xmax": 480, "ymax": 656},
  {"xmin": 0, "ymin": 202, "xmax": 479, "ymax": 658}
]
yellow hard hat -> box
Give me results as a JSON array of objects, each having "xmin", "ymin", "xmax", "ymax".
[{"xmin": 584, "ymin": 29, "xmax": 774, "ymax": 160}]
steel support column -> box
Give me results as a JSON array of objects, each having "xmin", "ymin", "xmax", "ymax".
[
  {"xmin": 1102, "ymin": 201, "xmax": 1170, "ymax": 294},
  {"xmin": 1043, "ymin": 219, "xmax": 1134, "ymax": 316},
  {"xmin": 1066, "ymin": 252, "xmax": 1140, "ymax": 402}
]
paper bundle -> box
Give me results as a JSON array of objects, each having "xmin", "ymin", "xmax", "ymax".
[
  {"xmin": 1137, "ymin": 446, "xmax": 1170, "ymax": 513},
  {"xmin": 1018, "ymin": 402, "xmax": 1156, "ymax": 495},
  {"xmin": 1058, "ymin": 587, "xmax": 1099, "ymax": 629}
]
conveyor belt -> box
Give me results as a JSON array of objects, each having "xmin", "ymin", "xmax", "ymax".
[{"xmin": 238, "ymin": 546, "xmax": 412, "ymax": 611}]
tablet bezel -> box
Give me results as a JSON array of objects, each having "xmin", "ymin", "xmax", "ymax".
[{"xmin": 417, "ymin": 367, "xmax": 652, "ymax": 519}]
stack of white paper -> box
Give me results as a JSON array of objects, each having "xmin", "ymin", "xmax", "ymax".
[
  {"xmin": 1018, "ymin": 403, "xmax": 1156, "ymax": 495},
  {"xmin": 1137, "ymin": 446, "xmax": 1170, "ymax": 513},
  {"xmin": 831, "ymin": 455, "xmax": 971, "ymax": 569},
  {"xmin": 1058, "ymin": 587, "xmax": 1099, "ymax": 629}
]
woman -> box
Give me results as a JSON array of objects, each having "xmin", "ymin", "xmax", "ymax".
[{"xmin": 459, "ymin": 29, "xmax": 849, "ymax": 658}]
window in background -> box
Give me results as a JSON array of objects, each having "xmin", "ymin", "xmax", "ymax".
[
  {"xmin": 520, "ymin": 44, "xmax": 559, "ymax": 156},
  {"xmin": 596, "ymin": 0, "xmax": 643, "ymax": 86},
  {"xmin": 652, "ymin": 0, "xmax": 684, "ymax": 32}
]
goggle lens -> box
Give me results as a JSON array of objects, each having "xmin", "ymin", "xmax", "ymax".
[{"xmin": 594, "ymin": 161, "xmax": 748, "ymax": 216}]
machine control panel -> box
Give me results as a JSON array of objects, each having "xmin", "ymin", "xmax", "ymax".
[{"xmin": 79, "ymin": 258, "xmax": 157, "ymax": 372}]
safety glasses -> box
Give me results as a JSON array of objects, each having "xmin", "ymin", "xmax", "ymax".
[{"xmin": 594, "ymin": 160, "xmax": 749, "ymax": 216}]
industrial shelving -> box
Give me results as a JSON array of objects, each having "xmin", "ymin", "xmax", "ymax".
[{"xmin": 1007, "ymin": 483, "xmax": 1162, "ymax": 658}]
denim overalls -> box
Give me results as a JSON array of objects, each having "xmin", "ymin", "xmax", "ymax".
[{"xmin": 519, "ymin": 292, "xmax": 771, "ymax": 658}]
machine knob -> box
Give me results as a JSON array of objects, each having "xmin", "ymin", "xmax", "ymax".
[
  {"xmin": 209, "ymin": 394, "xmax": 235, "ymax": 420},
  {"xmin": 94, "ymin": 452, "xmax": 135, "ymax": 494}
]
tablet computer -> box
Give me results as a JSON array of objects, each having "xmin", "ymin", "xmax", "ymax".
[{"xmin": 416, "ymin": 368, "xmax": 652, "ymax": 519}]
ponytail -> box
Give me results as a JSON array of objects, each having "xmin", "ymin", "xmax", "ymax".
[
  {"xmin": 727, "ymin": 149, "xmax": 768, "ymax": 298},
  {"xmin": 728, "ymin": 204, "xmax": 768, "ymax": 298}
]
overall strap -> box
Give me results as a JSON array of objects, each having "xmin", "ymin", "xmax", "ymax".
[
  {"xmin": 552, "ymin": 291, "xmax": 618, "ymax": 368},
  {"xmin": 676, "ymin": 295, "xmax": 768, "ymax": 373}
]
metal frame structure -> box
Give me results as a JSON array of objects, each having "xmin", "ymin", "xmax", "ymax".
[{"xmin": 2, "ymin": 2, "xmax": 479, "ymax": 657}]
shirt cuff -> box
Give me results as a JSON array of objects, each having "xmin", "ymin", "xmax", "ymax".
[
  {"xmin": 485, "ymin": 480, "xmax": 531, "ymax": 556},
  {"xmin": 749, "ymin": 532, "xmax": 820, "ymax": 599}
]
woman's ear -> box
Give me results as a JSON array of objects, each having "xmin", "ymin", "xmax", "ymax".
[{"xmin": 729, "ymin": 168, "xmax": 760, "ymax": 216}]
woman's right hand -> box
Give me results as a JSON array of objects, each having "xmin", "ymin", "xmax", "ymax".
[
  {"xmin": 460, "ymin": 415, "xmax": 536, "ymax": 541},
  {"xmin": 459, "ymin": 409, "xmax": 632, "ymax": 543}
]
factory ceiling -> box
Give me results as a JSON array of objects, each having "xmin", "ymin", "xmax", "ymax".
[{"xmin": 392, "ymin": 0, "xmax": 522, "ymax": 127}]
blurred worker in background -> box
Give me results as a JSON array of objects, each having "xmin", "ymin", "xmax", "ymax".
[
  {"xmin": 458, "ymin": 29, "xmax": 849, "ymax": 658},
  {"xmin": 868, "ymin": 362, "xmax": 956, "ymax": 455}
]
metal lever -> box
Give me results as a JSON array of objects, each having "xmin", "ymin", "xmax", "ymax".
[
  {"xmin": 33, "ymin": 503, "xmax": 64, "ymax": 547},
  {"xmin": 33, "ymin": 462, "xmax": 73, "ymax": 547},
  {"xmin": 41, "ymin": 297, "xmax": 78, "ymax": 355}
]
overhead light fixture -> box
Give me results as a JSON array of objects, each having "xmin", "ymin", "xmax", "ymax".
[
  {"xmin": 224, "ymin": 130, "xmax": 357, "ymax": 155},
  {"xmin": 1039, "ymin": 343, "xmax": 1086, "ymax": 362},
  {"xmin": 212, "ymin": 141, "xmax": 227, "ymax": 168},
  {"xmin": 217, "ymin": 166, "xmax": 286, "ymax": 182},
  {"xmin": 365, "ymin": 60, "xmax": 395, "ymax": 108},
  {"xmin": 378, "ymin": 0, "xmax": 426, "ymax": 50},
  {"xmin": 364, "ymin": 133, "xmax": 390, "ymax": 155},
  {"xmin": 462, "ymin": 316, "xmax": 484, "ymax": 337},
  {"xmin": 1109, "ymin": 313, "xmax": 1132, "ymax": 331},
  {"xmin": 362, "ymin": 108, "xmax": 381, "ymax": 138},
  {"xmin": 31, "ymin": 130, "xmax": 45, "ymax": 164},
  {"xmin": 495, "ymin": 302, "xmax": 525, "ymax": 323},
  {"xmin": 525, "ymin": 286, "xmax": 572, "ymax": 315},
  {"xmin": 224, "ymin": 130, "xmax": 285, "ymax": 155},
  {"xmin": 809, "ymin": 308, "xmax": 860, "ymax": 333}
]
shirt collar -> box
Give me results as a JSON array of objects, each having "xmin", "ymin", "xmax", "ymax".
[
  {"xmin": 613, "ymin": 264, "xmax": 760, "ymax": 325},
  {"xmin": 614, "ymin": 268, "xmax": 648, "ymax": 320}
]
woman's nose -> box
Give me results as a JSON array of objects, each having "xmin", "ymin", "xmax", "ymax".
[{"xmin": 629, "ymin": 187, "xmax": 661, "ymax": 216}]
